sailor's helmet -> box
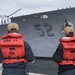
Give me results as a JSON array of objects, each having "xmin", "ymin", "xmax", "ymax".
[
  {"xmin": 7, "ymin": 23, "xmax": 19, "ymax": 31},
  {"xmin": 63, "ymin": 26, "xmax": 74, "ymax": 35}
]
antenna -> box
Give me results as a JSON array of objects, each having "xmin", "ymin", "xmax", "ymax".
[{"xmin": 7, "ymin": 8, "xmax": 21, "ymax": 17}]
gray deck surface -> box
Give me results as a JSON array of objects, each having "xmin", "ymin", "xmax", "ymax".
[{"xmin": 0, "ymin": 59, "xmax": 58, "ymax": 75}]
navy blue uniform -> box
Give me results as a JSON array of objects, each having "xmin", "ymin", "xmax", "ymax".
[{"xmin": 0, "ymin": 41, "xmax": 35, "ymax": 75}]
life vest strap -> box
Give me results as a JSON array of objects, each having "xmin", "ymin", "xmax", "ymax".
[
  {"xmin": 3, "ymin": 56, "xmax": 25, "ymax": 60},
  {"xmin": 63, "ymin": 58, "xmax": 75, "ymax": 62}
]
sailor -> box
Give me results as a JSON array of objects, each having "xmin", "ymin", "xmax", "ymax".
[
  {"xmin": 52, "ymin": 23, "xmax": 75, "ymax": 75},
  {"xmin": 0, "ymin": 23, "xmax": 35, "ymax": 75}
]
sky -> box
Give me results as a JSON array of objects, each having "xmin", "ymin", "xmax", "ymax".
[{"xmin": 0, "ymin": 0, "xmax": 75, "ymax": 17}]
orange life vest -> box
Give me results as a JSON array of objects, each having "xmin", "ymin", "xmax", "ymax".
[
  {"xmin": 0, "ymin": 33, "xmax": 27, "ymax": 64},
  {"xmin": 58, "ymin": 37, "xmax": 75, "ymax": 65}
]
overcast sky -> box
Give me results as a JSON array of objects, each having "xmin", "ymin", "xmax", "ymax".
[{"xmin": 0, "ymin": 0, "xmax": 75, "ymax": 17}]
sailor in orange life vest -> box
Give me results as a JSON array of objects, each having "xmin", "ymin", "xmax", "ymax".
[
  {"xmin": 0, "ymin": 23, "xmax": 35, "ymax": 75},
  {"xmin": 52, "ymin": 26, "xmax": 75, "ymax": 75}
]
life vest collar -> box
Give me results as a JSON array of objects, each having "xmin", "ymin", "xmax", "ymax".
[
  {"xmin": 2, "ymin": 33, "xmax": 23, "ymax": 39},
  {"xmin": 60, "ymin": 37, "xmax": 75, "ymax": 42}
]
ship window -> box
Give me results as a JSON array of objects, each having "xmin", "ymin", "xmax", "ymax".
[
  {"xmin": 34, "ymin": 15, "xmax": 37, "ymax": 18},
  {"xmin": 40, "ymin": 15, "xmax": 48, "ymax": 19},
  {"xmin": 23, "ymin": 19, "xmax": 25, "ymax": 21}
]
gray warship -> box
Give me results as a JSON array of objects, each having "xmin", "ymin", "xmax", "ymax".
[{"xmin": 0, "ymin": 7, "xmax": 75, "ymax": 75}]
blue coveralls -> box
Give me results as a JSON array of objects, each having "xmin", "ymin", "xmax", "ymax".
[{"xmin": 0, "ymin": 41, "xmax": 35, "ymax": 75}]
